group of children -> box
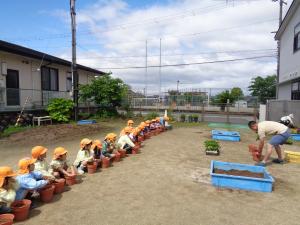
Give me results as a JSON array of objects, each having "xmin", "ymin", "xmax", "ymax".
[{"xmin": 0, "ymin": 116, "xmax": 169, "ymax": 215}]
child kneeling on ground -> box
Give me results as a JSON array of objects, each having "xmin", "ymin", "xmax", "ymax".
[
  {"xmin": 32, "ymin": 146, "xmax": 55, "ymax": 179},
  {"xmin": 50, "ymin": 147, "xmax": 76, "ymax": 179},
  {"xmin": 91, "ymin": 140, "xmax": 102, "ymax": 166},
  {"xmin": 102, "ymin": 133, "xmax": 117, "ymax": 159},
  {"xmin": 15, "ymin": 158, "xmax": 49, "ymax": 201},
  {"xmin": 0, "ymin": 167, "xmax": 18, "ymax": 214},
  {"xmin": 118, "ymin": 127, "xmax": 135, "ymax": 154},
  {"xmin": 73, "ymin": 138, "xmax": 94, "ymax": 174}
]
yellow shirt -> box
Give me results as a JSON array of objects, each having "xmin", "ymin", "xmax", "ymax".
[
  {"xmin": 0, "ymin": 188, "xmax": 16, "ymax": 207},
  {"xmin": 50, "ymin": 159, "xmax": 70, "ymax": 171},
  {"xmin": 34, "ymin": 160, "xmax": 54, "ymax": 178},
  {"xmin": 258, "ymin": 121, "xmax": 288, "ymax": 140},
  {"xmin": 73, "ymin": 149, "xmax": 93, "ymax": 167}
]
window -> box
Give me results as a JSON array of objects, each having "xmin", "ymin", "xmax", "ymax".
[
  {"xmin": 291, "ymin": 80, "xmax": 300, "ymax": 100},
  {"xmin": 41, "ymin": 66, "xmax": 59, "ymax": 91},
  {"xmin": 294, "ymin": 23, "xmax": 300, "ymax": 52},
  {"xmin": 66, "ymin": 72, "xmax": 72, "ymax": 92}
]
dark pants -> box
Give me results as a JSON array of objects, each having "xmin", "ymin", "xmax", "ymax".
[
  {"xmin": 124, "ymin": 144, "xmax": 133, "ymax": 154},
  {"xmin": 0, "ymin": 205, "xmax": 12, "ymax": 214}
]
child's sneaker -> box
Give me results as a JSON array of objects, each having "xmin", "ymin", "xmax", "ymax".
[
  {"xmin": 272, "ymin": 159, "xmax": 284, "ymax": 164},
  {"xmin": 77, "ymin": 168, "xmax": 84, "ymax": 175}
]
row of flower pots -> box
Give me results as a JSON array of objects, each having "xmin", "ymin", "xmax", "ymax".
[{"xmin": 0, "ymin": 127, "xmax": 166, "ymax": 224}]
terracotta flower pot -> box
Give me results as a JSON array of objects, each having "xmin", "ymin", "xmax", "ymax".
[
  {"xmin": 65, "ymin": 174, "xmax": 76, "ymax": 186},
  {"xmin": 137, "ymin": 136, "xmax": 143, "ymax": 142},
  {"xmin": 118, "ymin": 149, "xmax": 126, "ymax": 158},
  {"xmin": 0, "ymin": 214, "xmax": 14, "ymax": 225},
  {"xmin": 54, "ymin": 178, "xmax": 65, "ymax": 194},
  {"xmin": 101, "ymin": 157, "xmax": 110, "ymax": 168},
  {"xmin": 114, "ymin": 152, "xmax": 121, "ymax": 162},
  {"xmin": 132, "ymin": 146, "xmax": 139, "ymax": 154},
  {"xmin": 87, "ymin": 162, "xmax": 97, "ymax": 174},
  {"xmin": 11, "ymin": 199, "xmax": 31, "ymax": 222},
  {"xmin": 40, "ymin": 184, "xmax": 55, "ymax": 203}
]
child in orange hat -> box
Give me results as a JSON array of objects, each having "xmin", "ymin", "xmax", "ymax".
[
  {"xmin": 0, "ymin": 166, "xmax": 18, "ymax": 214},
  {"xmin": 117, "ymin": 127, "xmax": 135, "ymax": 154},
  {"xmin": 15, "ymin": 158, "xmax": 49, "ymax": 200},
  {"xmin": 73, "ymin": 138, "xmax": 94, "ymax": 174},
  {"xmin": 50, "ymin": 147, "xmax": 76, "ymax": 179},
  {"xmin": 91, "ymin": 140, "xmax": 102, "ymax": 165},
  {"xmin": 32, "ymin": 146, "xmax": 55, "ymax": 179},
  {"xmin": 102, "ymin": 133, "xmax": 117, "ymax": 158}
]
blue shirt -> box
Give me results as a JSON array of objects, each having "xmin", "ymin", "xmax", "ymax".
[
  {"xmin": 159, "ymin": 117, "xmax": 165, "ymax": 126},
  {"xmin": 15, "ymin": 171, "xmax": 48, "ymax": 200}
]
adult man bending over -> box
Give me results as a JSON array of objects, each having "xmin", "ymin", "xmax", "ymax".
[{"xmin": 248, "ymin": 121, "xmax": 290, "ymax": 167}]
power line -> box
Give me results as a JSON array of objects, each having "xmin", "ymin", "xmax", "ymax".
[{"xmin": 93, "ymin": 54, "xmax": 276, "ymax": 70}]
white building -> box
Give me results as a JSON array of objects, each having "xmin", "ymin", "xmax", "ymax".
[
  {"xmin": 0, "ymin": 40, "xmax": 105, "ymax": 111},
  {"xmin": 275, "ymin": 0, "xmax": 300, "ymax": 100}
]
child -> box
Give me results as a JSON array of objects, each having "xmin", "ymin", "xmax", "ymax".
[
  {"xmin": 102, "ymin": 133, "xmax": 117, "ymax": 159},
  {"xmin": 0, "ymin": 167, "xmax": 17, "ymax": 214},
  {"xmin": 15, "ymin": 158, "xmax": 49, "ymax": 201},
  {"xmin": 91, "ymin": 140, "xmax": 102, "ymax": 165},
  {"xmin": 73, "ymin": 138, "xmax": 94, "ymax": 174},
  {"xmin": 32, "ymin": 146, "xmax": 55, "ymax": 179},
  {"xmin": 50, "ymin": 147, "xmax": 76, "ymax": 178},
  {"xmin": 117, "ymin": 127, "xmax": 135, "ymax": 154}
]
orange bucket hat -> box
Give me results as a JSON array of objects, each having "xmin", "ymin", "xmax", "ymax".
[
  {"xmin": 31, "ymin": 146, "xmax": 48, "ymax": 159},
  {"xmin": 127, "ymin": 120, "xmax": 134, "ymax": 126},
  {"xmin": 105, "ymin": 133, "xmax": 117, "ymax": 141},
  {"xmin": 145, "ymin": 120, "xmax": 151, "ymax": 124},
  {"xmin": 18, "ymin": 157, "xmax": 37, "ymax": 174},
  {"xmin": 53, "ymin": 147, "xmax": 68, "ymax": 159},
  {"xmin": 80, "ymin": 138, "xmax": 92, "ymax": 150},
  {"xmin": 124, "ymin": 126, "xmax": 132, "ymax": 134},
  {"xmin": 92, "ymin": 140, "xmax": 102, "ymax": 149},
  {"xmin": 0, "ymin": 166, "xmax": 17, "ymax": 187}
]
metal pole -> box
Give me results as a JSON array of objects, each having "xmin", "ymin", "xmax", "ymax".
[
  {"xmin": 274, "ymin": 0, "xmax": 287, "ymax": 99},
  {"xmin": 177, "ymin": 80, "xmax": 179, "ymax": 93},
  {"xmin": 145, "ymin": 40, "xmax": 148, "ymax": 105},
  {"xmin": 159, "ymin": 38, "xmax": 162, "ymax": 100},
  {"xmin": 70, "ymin": 0, "xmax": 78, "ymax": 121}
]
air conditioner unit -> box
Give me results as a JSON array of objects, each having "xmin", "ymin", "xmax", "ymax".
[{"xmin": 1, "ymin": 62, "xmax": 7, "ymax": 76}]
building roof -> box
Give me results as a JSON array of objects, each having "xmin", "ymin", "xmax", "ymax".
[
  {"xmin": 0, "ymin": 40, "xmax": 106, "ymax": 75},
  {"xmin": 275, "ymin": 0, "xmax": 300, "ymax": 40}
]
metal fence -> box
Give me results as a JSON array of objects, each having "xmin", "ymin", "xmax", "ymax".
[{"xmin": 266, "ymin": 100, "xmax": 300, "ymax": 126}]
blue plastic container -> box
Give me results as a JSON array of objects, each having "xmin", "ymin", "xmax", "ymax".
[
  {"xmin": 210, "ymin": 160, "xmax": 274, "ymax": 192},
  {"xmin": 291, "ymin": 134, "xmax": 300, "ymax": 141},
  {"xmin": 211, "ymin": 130, "xmax": 240, "ymax": 142},
  {"xmin": 77, "ymin": 120, "xmax": 96, "ymax": 125}
]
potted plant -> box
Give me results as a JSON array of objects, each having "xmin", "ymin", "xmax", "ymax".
[
  {"xmin": 192, "ymin": 114, "xmax": 199, "ymax": 122},
  {"xmin": 204, "ymin": 140, "xmax": 220, "ymax": 155},
  {"xmin": 180, "ymin": 114, "xmax": 186, "ymax": 122}
]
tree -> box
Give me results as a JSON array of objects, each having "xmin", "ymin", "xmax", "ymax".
[
  {"xmin": 230, "ymin": 87, "xmax": 244, "ymax": 101},
  {"xmin": 248, "ymin": 75, "xmax": 276, "ymax": 104},
  {"xmin": 80, "ymin": 74, "xmax": 128, "ymax": 117}
]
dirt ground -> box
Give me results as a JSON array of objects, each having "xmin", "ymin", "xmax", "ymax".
[{"xmin": 1, "ymin": 122, "xmax": 300, "ymax": 225}]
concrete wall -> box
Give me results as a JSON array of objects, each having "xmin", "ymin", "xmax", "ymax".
[
  {"xmin": 0, "ymin": 51, "xmax": 98, "ymax": 109},
  {"xmin": 278, "ymin": 4, "xmax": 300, "ymax": 99}
]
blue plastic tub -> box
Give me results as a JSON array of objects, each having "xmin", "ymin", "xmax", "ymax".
[
  {"xmin": 211, "ymin": 130, "xmax": 240, "ymax": 142},
  {"xmin": 77, "ymin": 120, "xmax": 96, "ymax": 125},
  {"xmin": 291, "ymin": 134, "xmax": 300, "ymax": 141},
  {"xmin": 210, "ymin": 160, "xmax": 274, "ymax": 192}
]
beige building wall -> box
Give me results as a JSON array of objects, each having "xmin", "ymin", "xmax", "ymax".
[{"xmin": 0, "ymin": 51, "xmax": 97, "ymax": 109}]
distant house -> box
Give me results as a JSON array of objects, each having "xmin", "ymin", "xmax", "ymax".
[
  {"xmin": 0, "ymin": 40, "xmax": 105, "ymax": 111},
  {"xmin": 275, "ymin": 0, "xmax": 300, "ymax": 100}
]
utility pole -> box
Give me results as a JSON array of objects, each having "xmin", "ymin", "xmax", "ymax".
[
  {"xmin": 159, "ymin": 38, "xmax": 162, "ymax": 100},
  {"xmin": 70, "ymin": 0, "xmax": 78, "ymax": 121},
  {"xmin": 273, "ymin": 0, "xmax": 287, "ymax": 99},
  {"xmin": 177, "ymin": 80, "xmax": 180, "ymax": 93},
  {"xmin": 145, "ymin": 40, "xmax": 148, "ymax": 105}
]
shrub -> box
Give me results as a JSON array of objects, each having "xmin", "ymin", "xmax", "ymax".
[
  {"xmin": 145, "ymin": 112, "xmax": 159, "ymax": 120},
  {"xmin": 46, "ymin": 98, "xmax": 74, "ymax": 123},
  {"xmin": 180, "ymin": 114, "xmax": 186, "ymax": 122}
]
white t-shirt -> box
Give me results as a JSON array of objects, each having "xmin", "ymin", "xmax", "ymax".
[{"xmin": 257, "ymin": 121, "xmax": 288, "ymax": 140}]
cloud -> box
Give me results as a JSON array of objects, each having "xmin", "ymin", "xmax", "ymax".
[{"xmin": 53, "ymin": 0, "xmax": 288, "ymax": 95}]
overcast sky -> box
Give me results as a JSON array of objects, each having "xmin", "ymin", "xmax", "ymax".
[{"xmin": 0, "ymin": 0, "xmax": 294, "ymax": 95}]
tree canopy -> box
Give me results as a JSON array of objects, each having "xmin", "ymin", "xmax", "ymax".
[
  {"xmin": 79, "ymin": 74, "xmax": 128, "ymax": 116},
  {"xmin": 248, "ymin": 75, "xmax": 276, "ymax": 104},
  {"xmin": 214, "ymin": 87, "xmax": 244, "ymax": 104}
]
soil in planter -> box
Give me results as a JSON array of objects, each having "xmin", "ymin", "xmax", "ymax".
[{"xmin": 214, "ymin": 169, "xmax": 264, "ymax": 179}]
